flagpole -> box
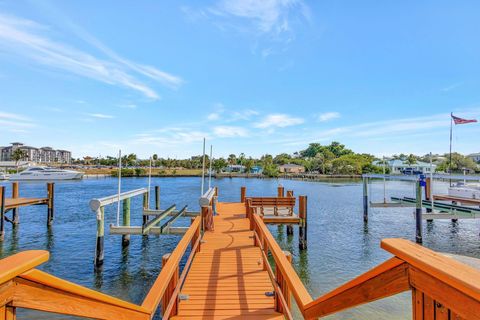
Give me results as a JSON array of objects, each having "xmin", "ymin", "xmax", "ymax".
[{"xmin": 449, "ymin": 112, "xmax": 453, "ymax": 175}]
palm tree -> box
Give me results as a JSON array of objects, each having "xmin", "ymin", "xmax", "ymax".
[{"xmin": 12, "ymin": 149, "xmax": 28, "ymax": 172}]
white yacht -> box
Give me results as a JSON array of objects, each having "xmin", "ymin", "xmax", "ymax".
[
  {"xmin": 0, "ymin": 172, "xmax": 9, "ymax": 180},
  {"xmin": 448, "ymin": 182, "xmax": 480, "ymax": 200},
  {"xmin": 9, "ymin": 166, "xmax": 84, "ymax": 181}
]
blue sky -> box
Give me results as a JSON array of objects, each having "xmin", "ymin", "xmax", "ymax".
[{"xmin": 1, "ymin": 1, "xmax": 480, "ymax": 159}]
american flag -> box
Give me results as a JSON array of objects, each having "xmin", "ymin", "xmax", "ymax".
[{"xmin": 451, "ymin": 114, "xmax": 477, "ymax": 125}]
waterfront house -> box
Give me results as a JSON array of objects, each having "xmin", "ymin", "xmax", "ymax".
[
  {"xmin": 278, "ymin": 163, "xmax": 306, "ymax": 174},
  {"xmin": 467, "ymin": 152, "xmax": 480, "ymax": 163},
  {"xmin": 250, "ymin": 165, "xmax": 263, "ymax": 174},
  {"xmin": 373, "ymin": 159, "xmax": 436, "ymax": 174},
  {"xmin": 224, "ymin": 164, "xmax": 246, "ymax": 173}
]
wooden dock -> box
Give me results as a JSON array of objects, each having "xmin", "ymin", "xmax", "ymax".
[
  {"xmin": 0, "ymin": 182, "xmax": 54, "ymax": 240},
  {"xmin": 2, "ymin": 186, "xmax": 480, "ymax": 319},
  {"xmin": 172, "ymin": 202, "xmax": 283, "ymax": 319}
]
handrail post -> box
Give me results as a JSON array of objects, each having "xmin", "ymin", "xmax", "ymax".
[
  {"xmin": 240, "ymin": 186, "xmax": 246, "ymax": 203},
  {"xmin": 12, "ymin": 182, "xmax": 19, "ymax": 224},
  {"xmin": 0, "ymin": 186, "xmax": 5, "ymax": 241},
  {"xmin": 275, "ymin": 251, "xmax": 292, "ymax": 313},
  {"xmin": 94, "ymin": 207, "xmax": 105, "ymax": 269},
  {"xmin": 161, "ymin": 253, "xmax": 178, "ymax": 317},
  {"xmin": 122, "ymin": 198, "xmax": 131, "ymax": 247},
  {"xmin": 191, "ymin": 217, "xmax": 200, "ymax": 253}
]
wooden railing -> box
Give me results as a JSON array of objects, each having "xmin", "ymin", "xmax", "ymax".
[
  {"xmin": 0, "ymin": 216, "xmax": 202, "ymax": 320},
  {"xmin": 250, "ymin": 213, "xmax": 480, "ymax": 320}
]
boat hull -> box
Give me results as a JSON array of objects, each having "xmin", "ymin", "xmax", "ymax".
[{"xmin": 9, "ymin": 172, "xmax": 84, "ymax": 181}]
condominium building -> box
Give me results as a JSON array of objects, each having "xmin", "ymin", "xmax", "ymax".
[{"xmin": 0, "ymin": 142, "xmax": 72, "ymax": 164}]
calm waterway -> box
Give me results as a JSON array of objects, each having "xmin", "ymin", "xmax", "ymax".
[{"xmin": 1, "ymin": 177, "xmax": 479, "ymax": 319}]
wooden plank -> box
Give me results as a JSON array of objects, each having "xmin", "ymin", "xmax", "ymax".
[
  {"xmin": 409, "ymin": 267, "xmax": 480, "ymax": 320},
  {"xmin": 4, "ymin": 198, "xmax": 48, "ymax": 210},
  {"xmin": 381, "ymin": 238, "xmax": 480, "ymax": 302},
  {"xmin": 12, "ymin": 278, "xmax": 149, "ymax": 320},
  {"xmin": 141, "ymin": 217, "xmax": 200, "ymax": 313},
  {"xmin": 303, "ymin": 260, "xmax": 409, "ymax": 318},
  {"xmin": 175, "ymin": 202, "xmax": 284, "ymax": 319},
  {"xmin": 0, "ymin": 251, "xmax": 49, "ymax": 285},
  {"xmin": 412, "ymin": 289, "xmax": 423, "ymax": 320},
  {"xmin": 109, "ymin": 226, "xmax": 188, "ymax": 235},
  {"xmin": 19, "ymin": 269, "xmax": 148, "ymax": 313}
]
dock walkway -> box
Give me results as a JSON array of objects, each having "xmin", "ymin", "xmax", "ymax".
[{"xmin": 172, "ymin": 202, "xmax": 283, "ymax": 319}]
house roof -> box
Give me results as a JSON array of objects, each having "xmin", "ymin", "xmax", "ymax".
[
  {"xmin": 373, "ymin": 159, "xmax": 436, "ymax": 168},
  {"xmin": 467, "ymin": 153, "xmax": 480, "ymax": 157},
  {"xmin": 279, "ymin": 164, "xmax": 304, "ymax": 168}
]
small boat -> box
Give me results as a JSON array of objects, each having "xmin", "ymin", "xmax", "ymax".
[
  {"xmin": 0, "ymin": 172, "xmax": 9, "ymax": 180},
  {"xmin": 448, "ymin": 182, "xmax": 480, "ymax": 200},
  {"xmin": 9, "ymin": 166, "xmax": 84, "ymax": 180}
]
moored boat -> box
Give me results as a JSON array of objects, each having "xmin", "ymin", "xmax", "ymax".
[{"xmin": 9, "ymin": 166, "xmax": 84, "ymax": 180}]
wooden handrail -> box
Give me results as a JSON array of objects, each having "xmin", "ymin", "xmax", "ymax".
[
  {"xmin": 302, "ymin": 257, "xmax": 409, "ymax": 318},
  {"xmin": 141, "ymin": 216, "xmax": 201, "ymax": 313},
  {"xmin": 252, "ymin": 214, "xmax": 313, "ymax": 310},
  {"xmin": 381, "ymin": 238, "xmax": 480, "ymax": 301},
  {"xmin": 0, "ymin": 250, "xmax": 49, "ymax": 285},
  {"xmin": 19, "ymin": 269, "xmax": 149, "ymax": 314}
]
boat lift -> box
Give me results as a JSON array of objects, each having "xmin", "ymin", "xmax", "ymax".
[{"xmin": 362, "ymin": 173, "xmax": 480, "ymax": 243}]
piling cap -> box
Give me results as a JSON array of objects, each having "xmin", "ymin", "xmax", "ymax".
[{"xmin": 89, "ymin": 199, "xmax": 102, "ymax": 212}]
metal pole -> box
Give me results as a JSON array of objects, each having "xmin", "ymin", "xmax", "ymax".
[
  {"xmin": 201, "ymin": 138, "xmax": 206, "ymax": 195},
  {"xmin": 383, "ymin": 157, "xmax": 386, "ymax": 203},
  {"xmin": 430, "ymin": 152, "xmax": 434, "ymax": 212},
  {"xmin": 116, "ymin": 150, "xmax": 122, "ymax": 226},
  {"xmin": 415, "ymin": 178, "xmax": 423, "ymax": 243},
  {"xmin": 148, "ymin": 156, "xmax": 152, "ymax": 206},
  {"xmin": 363, "ymin": 177, "xmax": 368, "ymax": 222},
  {"xmin": 208, "ymin": 145, "xmax": 213, "ymax": 189}
]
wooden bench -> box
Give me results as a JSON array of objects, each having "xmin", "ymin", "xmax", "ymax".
[{"xmin": 248, "ymin": 197, "xmax": 295, "ymax": 216}]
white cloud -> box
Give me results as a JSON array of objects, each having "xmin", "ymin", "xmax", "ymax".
[
  {"xmin": 0, "ymin": 111, "xmax": 35, "ymax": 133},
  {"xmin": 441, "ymin": 82, "xmax": 463, "ymax": 92},
  {"xmin": 132, "ymin": 127, "xmax": 208, "ymax": 147},
  {"xmin": 317, "ymin": 112, "xmax": 340, "ymax": 122},
  {"xmin": 254, "ymin": 113, "xmax": 304, "ymax": 128},
  {"xmin": 213, "ymin": 0, "xmax": 310, "ymax": 35},
  {"xmin": 207, "ymin": 112, "xmax": 221, "ymax": 121},
  {"xmin": 85, "ymin": 113, "xmax": 115, "ymax": 119},
  {"xmin": 118, "ymin": 104, "xmax": 137, "ymax": 109},
  {"xmin": 213, "ymin": 125, "xmax": 249, "ymax": 137},
  {"xmin": 0, "ymin": 14, "xmax": 183, "ymax": 99}
]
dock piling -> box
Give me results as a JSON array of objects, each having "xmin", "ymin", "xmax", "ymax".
[
  {"xmin": 12, "ymin": 182, "xmax": 19, "ymax": 224},
  {"xmin": 277, "ymin": 186, "xmax": 284, "ymax": 197},
  {"xmin": 363, "ymin": 178, "xmax": 369, "ymax": 222},
  {"xmin": 425, "ymin": 178, "xmax": 432, "ymax": 213},
  {"xmin": 47, "ymin": 183, "xmax": 54, "ymax": 226},
  {"xmin": 240, "ymin": 186, "xmax": 246, "ymax": 203},
  {"xmin": 299, "ymin": 195, "xmax": 308, "ymax": 250},
  {"xmin": 122, "ymin": 198, "xmax": 131, "ymax": 247},
  {"xmin": 95, "ymin": 207, "xmax": 105, "ymax": 268},
  {"xmin": 286, "ymin": 191, "xmax": 294, "ymax": 235},
  {"xmin": 142, "ymin": 193, "xmax": 149, "ymax": 226},
  {"xmin": 0, "ymin": 186, "xmax": 5, "ymax": 241},
  {"xmin": 155, "ymin": 186, "xmax": 160, "ymax": 210},
  {"xmin": 415, "ymin": 179, "xmax": 423, "ymax": 244}
]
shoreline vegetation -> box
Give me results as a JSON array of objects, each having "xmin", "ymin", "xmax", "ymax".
[{"xmin": 15, "ymin": 141, "xmax": 479, "ymax": 178}]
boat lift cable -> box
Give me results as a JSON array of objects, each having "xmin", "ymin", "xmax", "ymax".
[
  {"xmin": 201, "ymin": 138, "xmax": 206, "ymax": 196},
  {"xmin": 116, "ymin": 149, "xmax": 122, "ymax": 226},
  {"xmin": 208, "ymin": 145, "xmax": 213, "ymax": 189}
]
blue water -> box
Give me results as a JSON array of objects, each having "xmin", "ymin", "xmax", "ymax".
[{"xmin": 1, "ymin": 177, "xmax": 479, "ymax": 319}]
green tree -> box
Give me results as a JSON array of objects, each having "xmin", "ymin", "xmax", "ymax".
[
  {"xmin": 406, "ymin": 154, "xmax": 418, "ymax": 165},
  {"xmin": 273, "ymin": 153, "xmax": 292, "ymax": 165},
  {"xmin": 228, "ymin": 154, "xmax": 236, "ymax": 165},
  {"xmin": 213, "ymin": 158, "xmax": 228, "ymax": 173},
  {"xmin": 244, "ymin": 158, "xmax": 254, "ymax": 175},
  {"xmin": 12, "ymin": 149, "xmax": 28, "ymax": 172},
  {"xmin": 300, "ymin": 143, "xmax": 323, "ymax": 158}
]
